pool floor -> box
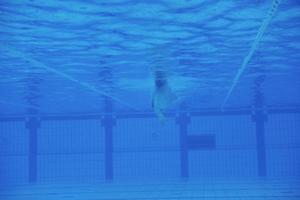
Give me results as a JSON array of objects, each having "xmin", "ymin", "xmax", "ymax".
[{"xmin": 1, "ymin": 179, "xmax": 299, "ymax": 200}]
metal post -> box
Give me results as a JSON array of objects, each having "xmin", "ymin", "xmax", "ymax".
[
  {"xmin": 252, "ymin": 109, "xmax": 267, "ymax": 177},
  {"xmin": 102, "ymin": 98, "xmax": 115, "ymax": 181},
  {"xmin": 24, "ymin": 72, "xmax": 42, "ymax": 183},
  {"xmin": 26, "ymin": 117, "xmax": 40, "ymax": 183},
  {"xmin": 252, "ymin": 74, "xmax": 268, "ymax": 177},
  {"xmin": 176, "ymin": 104, "xmax": 190, "ymax": 179}
]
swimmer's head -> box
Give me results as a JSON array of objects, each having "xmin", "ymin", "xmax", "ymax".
[
  {"xmin": 154, "ymin": 70, "xmax": 167, "ymax": 88},
  {"xmin": 155, "ymin": 79, "xmax": 166, "ymax": 88}
]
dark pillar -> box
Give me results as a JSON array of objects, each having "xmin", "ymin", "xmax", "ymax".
[
  {"xmin": 252, "ymin": 75, "xmax": 268, "ymax": 177},
  {"xmin": 24, "ymin": 70, "xmax": 42, "ymax": 183},
  {"xmin": 26, "ymin": 117, "xmax": 40, "ymax": 183},
  {"xmin": 101, "ymin": 98, "xmax": 115, "ymax": 181},
  {"xmin": 176, "ymin": 104, "xmax": 190, "ymax": 179},
  {"xmin": 252, "ymin": 108, "xmax": 267, "ymax": 177}
]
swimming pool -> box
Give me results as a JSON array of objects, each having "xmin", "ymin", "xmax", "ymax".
[{"xmin": 0, "ymin": 0, "xmax": 299, "ymax": 199}]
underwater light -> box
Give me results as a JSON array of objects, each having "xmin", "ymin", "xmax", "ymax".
[
  {"xmin": 2, "ymin": 47, "xmax": 140, "ymax": 111},
  {"xmin": 221, "ymin": 0, "xmax": 281, "ymax": 110}
]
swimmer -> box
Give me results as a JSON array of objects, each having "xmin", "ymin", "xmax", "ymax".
[{"xmin": 151, "ymin": 69, "xmax": 177, "ymax": 124}]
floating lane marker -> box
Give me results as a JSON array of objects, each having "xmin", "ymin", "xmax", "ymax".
[
  {"xmin": 2, "ymin": 47, "xmax": 141, "ymax": 111},
  {"xmin": 221, "ymin": 0, "xmax": 281, "ymax": 110}
]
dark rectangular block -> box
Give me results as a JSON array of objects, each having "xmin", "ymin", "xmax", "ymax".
[{"xmin": 187, "ymin": 135, "xmax": 215, "ymax": 150}]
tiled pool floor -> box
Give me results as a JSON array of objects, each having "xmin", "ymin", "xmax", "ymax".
[{"xmin": 1, "ymin": 179, "xmax": 299, "ymax": 200}]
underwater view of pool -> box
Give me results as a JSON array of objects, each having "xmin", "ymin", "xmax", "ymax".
[{"xmin": 0, "ymin": 0, "xmax": 299, "ymax": 199}]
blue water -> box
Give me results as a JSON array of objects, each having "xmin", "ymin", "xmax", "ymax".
[{"xmin": 0, "ymin": 0, "xmax": 300, "ymax": 199}]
